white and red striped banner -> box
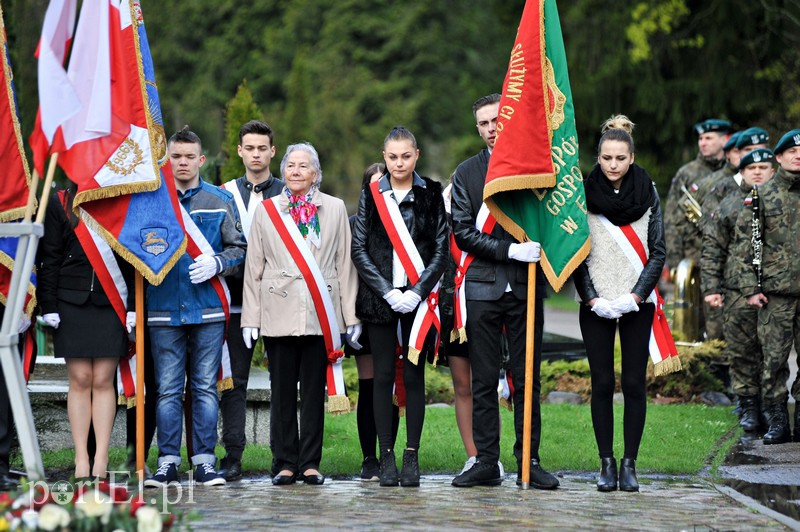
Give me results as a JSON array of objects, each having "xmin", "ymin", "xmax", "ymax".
[
  {"xmin": 597, "ymin": 215, "xmax": 681, "ymax": 375},
  {"xmin": 450, "ymin": 202, "xmax": 495, "ymax": 343},
  {"xmin": 263, "ymin": 197, "xmax": 349, "ymax": 415},
  {"xmin": 369, "ymin": 181, "xmax": 440, "ymax": 365}
]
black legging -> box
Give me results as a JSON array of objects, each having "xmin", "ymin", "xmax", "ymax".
[
  {"xmin": 357, "ymin": 378, "xmax": 399, "ymax": 458},
  {"xmin": 368, "ymin": 312, "xmax": 426, "ymax": 451},
  {"xmin": 579, "ymin": 302, "xmax": 654, "ymax": 460}
]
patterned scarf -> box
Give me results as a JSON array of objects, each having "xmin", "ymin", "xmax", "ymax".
[{"xmin": 286, "ymin": 188, "xmax": 321, "ymax": 247}]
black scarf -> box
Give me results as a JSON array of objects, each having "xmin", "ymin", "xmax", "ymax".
[{"xmin": 584, "ymin": 163, "xmax": 655, "ymax": 226}]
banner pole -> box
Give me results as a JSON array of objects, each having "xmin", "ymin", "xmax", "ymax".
[
  {"xmin": 23, "ymin": 169, "xmax": 40, "ymax": 223},
  {"xmin": 135, "ymin": 271, "xmax": 145, "ymax": 479},
  {"xmin": 520, "ymin": 262, "xmax": 537, "ymax": 489}
]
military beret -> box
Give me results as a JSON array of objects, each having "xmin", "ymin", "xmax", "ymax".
[
  {"xmin": 773, "ymin": 129, "xmax": 800, "ymax": 154},
  {"xmin": 735, "ymin": 127, "xmax": 769, "ymax": 149},
  {"xmin": 693, "ymin": 119, "xmax": 732, "ymax": 135},
  {"xmin": 739, "ymin": 148, "xmax": 775, "ymax": 170},
  {"xmin": 723, "ymin": 132, "xmax": 741, "ymax": 151}
]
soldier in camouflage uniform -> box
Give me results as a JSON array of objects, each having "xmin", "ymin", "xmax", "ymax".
[
  {"xmin": 664, "ymin": 119, "xmax": 731, "ymax": 271},
  {"xmin": 744, "ymin": 130, "xmax": 800, "ymax": 444},
  {"xmin": 702, "ymin": 148, "xmax": 775, "ymax": 432},
  {"xmin": 696, "ymin": 128, "xmax": 770, "ymax": 340}
]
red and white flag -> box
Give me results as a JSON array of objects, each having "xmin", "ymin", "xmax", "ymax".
[{"xmin": 28, "ymin": 0, "xmax": 78, "ymax": 176}]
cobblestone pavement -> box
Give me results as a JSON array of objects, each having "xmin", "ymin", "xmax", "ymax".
[{"xmin": 161, "ymin": 474, "xmax": 790, "ymax": 530}]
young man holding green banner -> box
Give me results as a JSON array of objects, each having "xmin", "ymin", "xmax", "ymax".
[{"xmin": 450, "ymin": 94, "xmax": 558, "ymax": 490}]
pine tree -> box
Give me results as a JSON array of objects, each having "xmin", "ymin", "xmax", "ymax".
[{"xmin": 220, "ymin": 80, "xmax": 264, "ymax": 184}]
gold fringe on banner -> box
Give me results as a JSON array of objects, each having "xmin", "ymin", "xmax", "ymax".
[
  {"xmin": 653, "ymin": 356, "xmax": 683, "ymax": 377},
  {"xmin": 327, "ymin": 394, "xmax": 351, "ymax": 416}
]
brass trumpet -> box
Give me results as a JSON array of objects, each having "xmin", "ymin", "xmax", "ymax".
[{"xmin": 680, "ymin": 185, "xmax": 703, "ymax": 225}]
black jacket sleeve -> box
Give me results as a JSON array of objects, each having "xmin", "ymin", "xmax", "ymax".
[
  {"xmin": 451, "ymin": 171, "xmax": 511, "ymax": 261},
  {"xmin": 351, "ymin": 189, "xmax": 394, "ymax": 298}
]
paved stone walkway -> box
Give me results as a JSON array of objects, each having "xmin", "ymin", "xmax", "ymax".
[{"xmin": 161, "ymin": 474, "xmax": 789, "ymax": 530}]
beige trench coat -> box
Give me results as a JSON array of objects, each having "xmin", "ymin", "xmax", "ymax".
[{"xmin": 241, "ymin": 188, "xmax": 359, "ymax": 337}]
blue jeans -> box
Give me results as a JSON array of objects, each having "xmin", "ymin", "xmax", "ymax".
[{"xmin": 150, "ymin": 322, "xmax": 224, "ymax": 467}]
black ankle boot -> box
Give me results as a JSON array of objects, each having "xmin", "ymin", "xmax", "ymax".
[
  {"xmin": 738, "ymin": 396, "xmax": 760, "ymax": 432},
  {"xmin": 597, "ymin": 457, "xmax": 617, "ymax": 492},
  {"xmin": 618, "ymin": 457, "xmax": 639, "ymax": 492},
  {"xmin": 763, "ymin": 403, "xmax": 791, "ymax": 445},
  {"xmin": 399, "ymin": 449, "xmax": 420, "ymax": 487},
  {"xmin": 379, "ymin": 449, "xmax": 399, "ymax": 486}
]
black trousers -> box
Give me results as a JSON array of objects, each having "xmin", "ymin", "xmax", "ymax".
[
  {"xmin": 368, "ymin": 312, "xmax": 426, "ymax": 451},
  {"xmin": 265, "ymin": 335, "xmax": 326, "ymax": 473},
  {"xmin": 219, "ymin": 313, "xmax": 256, "ymax": 461},
  {"xmin": 466, "ymin": 292, "xmax": 544, "ymax": 465},
  {"xmin": 579, "ymin": 303, "xmax": 654, "ymax": 460}
]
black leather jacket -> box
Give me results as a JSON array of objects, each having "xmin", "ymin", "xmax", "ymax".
[
  {"xmin": 572, "ymin": 190, "xmax": 666, "ymax": 304},
  {"xmin": 351, "ymin": 173, "xmax": 449, "ymax": 324},
  {"xmin": 451, "ymin": 149, "xmax": 544, "ymax": 301}
]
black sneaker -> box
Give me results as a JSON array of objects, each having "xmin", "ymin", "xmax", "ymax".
[
  {"xmin": 379, "ymin": 449, "xmax": 398, "ymax": 487},
  {"xmin": 144, "ymin": 462, "xmax": 179, "ymax": 489},
  {"xmin": 516, "ymin": 459, "xmax": 559, "ymax": 489},
  {"xmin": 218, "ymin": 456, "xmax": 242, "ymax": 482},
  {"xmin": 194, "ymin": 463, "xmax": 226, "ymax": 487},
  {"xmin": 360, "ymin": 456, "xmax": 380, "ymax": 481},
  {"xmin": 399, "ymin": 449, "xmax": 420, "ymax": 487},
  {"xmin": 452, "ymin": 461, "xmax": 502, "ymax": 487}
]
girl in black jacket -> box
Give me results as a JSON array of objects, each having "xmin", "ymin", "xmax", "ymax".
[
  {"xmin": 572, "ymin": 115, "xmax": 666, "ymax": 493},
  {"xmin": 351, "ymin": 126, "xmax": 448, "ymax": 487}
]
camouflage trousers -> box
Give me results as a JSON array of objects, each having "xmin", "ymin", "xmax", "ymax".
[
  {"xmin": 722, "ymin": 291, "xmax": 762, "ymax": 397},
  {"xmin": 757, "ymin": 294, "xmax": 800, "ymax": 405}
]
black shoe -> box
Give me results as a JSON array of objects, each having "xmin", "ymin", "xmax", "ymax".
[
  {"xmin": 400, "ymin": 449, "xmax": 420, "ymax": 487},
  {"xmin": 516, "ymin": 459, "xmax": 559, "ymax": 489},
  {"xmin": 360, "ymin": 456, "xmax": 380, "ymax": 481},
  {"xmin": 763, "ymin": 403, "xmax": 791, "ymax": 445},
  {"xmin": 218, "ymin": 456, "xmax": 242, "ymax": 482},
  {"xmin": 452, "ymin": 461, "xmax": 502, "ymax": 487},
  {"xmin": 597, "ymin": 457, "xmax": 618, "ymax": 492},
  {"xmin": 271, "ymin": 472, "xmax": 297, "ymax": 486},
  {"xmin": 0, "ymin": 474, "xmax": 19, "ymax": 492},
  {"xmin": 618, "ymin": 457, "xmax": 639, "ymax": 492},
  {"xmin": 301, "ymin": 470, "xmax": 325, "ymax": 485},
  {"xmin": 738, "ymin": 396, "xmax": 760, "ymax": 432},
  {"xmin": 379, "ymin": 449, "xmax": 399, "ymax": 487}
]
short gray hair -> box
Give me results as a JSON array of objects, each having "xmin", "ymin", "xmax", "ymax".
[{"xmin": 280, "ymin": 142, "xmax": 323, "ymax": 186}]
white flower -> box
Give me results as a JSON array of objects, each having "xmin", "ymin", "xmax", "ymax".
[
  {"xmin": 20, "ymin": 509, "xmax": 38, "ymax": 530},
  {"xmin": 74, "ymin": 489, "xmax": 113, "ymax": 521},
  {"xmin": 136, "ymin": 506, "xmax": 163, "ymax": 532},
  {"xmin": 37, "ymin": 504, "xmax": 71, "ymax": 531}
]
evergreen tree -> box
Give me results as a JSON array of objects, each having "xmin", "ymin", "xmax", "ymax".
[{"xmin": 219, "ymin": 80, "xmax": 264, "ymax": 184}]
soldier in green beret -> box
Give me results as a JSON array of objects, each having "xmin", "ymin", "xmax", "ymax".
[
  {"xmin": 664, "ymin": 118, "xmax": 731, "ymax": 338},
  {"xmin": 743, "ymin": 131, "xmax": 800, "ymax": 444},
  {"xmin": 702, "ymin": 148, "xmax": 775, "ymax": 432}
]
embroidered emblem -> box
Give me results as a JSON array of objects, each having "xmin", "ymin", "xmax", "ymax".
[
  {"xmin": 793, "ymin": 134, "xmax": 800, "ymax": 146},
  {"xmin": 105, "ymin": 137, "xmax": 144, "ymax": 176},
  {"xmin": 141, "ymin": 228, "xmax": 169, "ymax": 256},
  {"xmin": 753, "ymin": 151, "xmax": 762, "ymax": 162}
]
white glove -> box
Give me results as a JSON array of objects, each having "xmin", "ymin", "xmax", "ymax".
[
  {"xmin": 591, "ymin": 298, "xmax": 622, "ymax": 320},
  {"xmin": 18, "ymin": 316, "xmax": 31, "ymax": 334},
  {"xmin": 126, "ymin": 311, "xmax": 137, "ymax": 333},
  {"xmin": 243, "ymin": 327, "xmax": 259, "ymax": 349},
  {"xmin": 610, "ymin": 293, "xmax": 639, "ymax": 315},
  {"xmin": 42, "ymin": 313, "xmax": 61, "ymax": 329},
  {"xmin": 508, "ymin": 241, "xmax": 541, "ymax": 263},
  {"xmin": 189, "ymin": 254, "xmax": 220, "ymax": 284},
  {"xmin": 383, "ymin": 289, "xmax": 404, "ymax": 312},
  {"xmin": 395, "ymin": 290, "xmax": 422, "ymax": 314},
  {"xmin": 346, "ymin": 324, "xmax": 363, "ymax": 349}
]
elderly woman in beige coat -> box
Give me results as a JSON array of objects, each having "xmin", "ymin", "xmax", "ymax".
[{"xmin": 241, "ymin": 142, "xmax": 360, "ymax": 486}]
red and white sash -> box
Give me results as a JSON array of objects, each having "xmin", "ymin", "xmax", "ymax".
[
  {"xmin": 597, "ymin": 215, "xmax": 681, "ymax": 375},
  {"xmin": 177, "ymin": 203, "xmax": 234, "ymax": 392},
  {"xmin": 222, "ymin": 180, "xmax": 259, "ymax": 244},
  {"xmin": 263, "ymin": 197, "xmax": 350, "ymax": 414},
  {"xmin": 449, "ymin": 203, "xmax": 495, "ymax": 343},
  {"xmin": 369, "ymin": 181, "xmax": 441, "ymax": 365}
]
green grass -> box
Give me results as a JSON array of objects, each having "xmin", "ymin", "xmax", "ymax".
[{"xmin": 25, "ymin": 403, "xmax": 737, "ymax": 479}]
